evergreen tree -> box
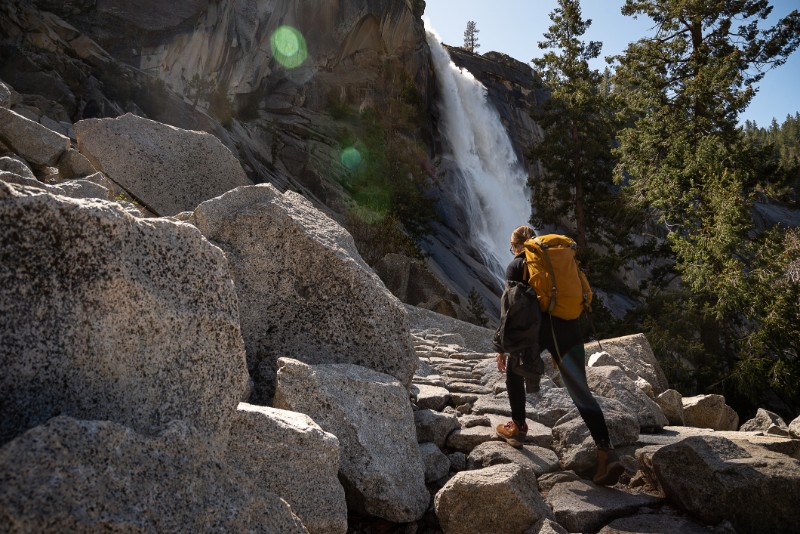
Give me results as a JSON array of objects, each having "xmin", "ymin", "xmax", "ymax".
[
  {"xmin": 528, "ymin": 0, "xmax": 630, "ymax": 268},
  {"xmin": 467, "ymin": 287, "xmax": 488, "ymax": 327},
  {"xmin": 463, "ymin": 20, "xmax": 480, "ymax": 53},
  {"xmin": 613, "ymin": 0, "xmax": 800, "ymax": 412}
]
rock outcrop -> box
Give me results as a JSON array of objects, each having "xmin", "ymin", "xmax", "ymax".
[
  {"xmin": 189, "ymin": 183, "xmax": 417, "ymax": 403},
  {"xmin": 588, "ymin": 334, "xmax": 670, "ymax": 395},
  {"xmin": 586, "ymin": 366, "xmax": 669, "ymax": 431},
  {"xmin": 274, "ymin": 358, "xmax": 429, "ymax": 523},
  {"xmin": 75, "ymin": 113, "xmax": 252, "ymax": 215},
  {"xmin": 376, "ymin": 252, "xmax": 473, "ymax": 322},
  {"xmin": 0, "ymin": 107, "xmax": 70, "ymax": 166},
  {"xmin": 434, "ymin": 464, "xmax": 554, "ymax": 534},
  {"xmin": 643, "ymin": 435, "xmax": 800, "ymax": 533},
  {"xmin": 682, "ymin": 394, "xmax": 740, "ymax": 431},
  {"xmin": 0, "ymin": 182, "xmax": 248, "ymax": 448},
  {"xmin": 0, "ymin": 417, "xmax": 308, "ymax": 533},
  {"xmin": 739, "ymin": 407, "xmax": 790, "ymax": 436},
  {"xmin": 227, "ymin": 404, "xmax": 347, "ymax": 534}
]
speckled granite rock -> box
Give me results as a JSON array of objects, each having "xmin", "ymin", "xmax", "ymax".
[
  {"xmin": 434, "ymin": 464, "xmax": 554, "ymax": 534},
  {"xmin": 227, "ymin": 403, "xmax": 346, "ymax": 534},
  {"xmin": 190, "ymin": 184, "xmax": 417, "ymax": 403},
  {"xmin": 75, "ymin": 113, "xmax": 252, "ymax": 215},
  {"xmin": 0, "ymin": 182, "xmax": 248, "ymax": 447},
  {"xmin": 0, "ymin": 417, "xmax": 308, "ymax": 533},
  {"xmin": 274, "ymin": 358, "xmax": 428, "ymax": 523},
  {"xmin": 0, "ymin": 107, "xmax": 70, "ymax": 166}
]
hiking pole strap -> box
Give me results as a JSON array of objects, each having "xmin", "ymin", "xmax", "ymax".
[
  {"xmin": 586, "ymin": 308, "xmax": 603, "ymax": 353},
  {"xmin": 549, "ymin": 313, "xmax": 562, "ymax": 366}
]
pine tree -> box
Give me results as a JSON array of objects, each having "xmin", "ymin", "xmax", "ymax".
[
  {"xmin": 467, "ymin": 287, "xmax": 488, "ymax": 327},
  {"xmin": 463, "ymin": 20, "xmax": 480, "ymax": 53},
  {"xmin": 613, "ymin": 0, "xmax": 800, "ymax": 412},
  {"xmin": 528, "ymin": 0, "xmax": 628, "ymax": 263}
]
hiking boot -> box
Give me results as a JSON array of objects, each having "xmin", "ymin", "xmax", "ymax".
[
  {"xmin": 593, "ymin": 447, "xmax": 624, "ymax": 486},
  {"xmin": 496, "ymin": 420, "xmax": 528, "ymax": 448}
]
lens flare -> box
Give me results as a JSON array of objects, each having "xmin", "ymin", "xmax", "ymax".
[
  {"xmin": 340, "ymin": 147, "xmax": 362, "ymax": 170},
  {"xmin": 270, "ymin": 25, "xmax": 308, "ymax": 68}
]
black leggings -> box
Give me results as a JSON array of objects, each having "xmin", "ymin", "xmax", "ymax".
[
  {"xmin": 506, "ymin": 348, "xmax": 531, "ymax": 426},
  {"xmin": 508, "ymin": 314, "xmax": 612, "ymax": 448}
]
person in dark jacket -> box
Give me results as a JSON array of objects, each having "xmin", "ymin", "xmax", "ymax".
[{"xmin": 493, "ymin": 225, "xmax": 624, "ymax": 485}]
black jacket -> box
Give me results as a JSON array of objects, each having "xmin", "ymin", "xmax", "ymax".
[{"xmin": 493, "ymin": 254, "xmax": 542, "ymax": 354}]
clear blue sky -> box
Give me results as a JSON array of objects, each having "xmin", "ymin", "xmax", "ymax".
[{"xmin": 424, "ymin": 0, "xmax": 800, "ymax": 127}]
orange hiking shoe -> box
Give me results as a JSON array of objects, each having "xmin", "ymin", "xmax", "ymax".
[
  {"xmin": 593, "ymin": 447, "xmax": 624, "ymax": 486},
  {"xmin": 496, "ymin": 420, "xmax": 528, "ymax": 448}
]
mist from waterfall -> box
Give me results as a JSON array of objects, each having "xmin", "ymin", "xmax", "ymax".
[{"xmin": 425, "ymin": 29, "xmax": 532, "ymax": 285}]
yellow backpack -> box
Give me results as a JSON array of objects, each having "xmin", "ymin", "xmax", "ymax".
[{"xmin": 523, "ymin": 234, "xmax": 592, "ymax": 320}]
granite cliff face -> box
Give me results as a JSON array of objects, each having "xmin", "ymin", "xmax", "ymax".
[{"xmin": 1, "ymin": 0, "xmax": 548, "ymax": 321}]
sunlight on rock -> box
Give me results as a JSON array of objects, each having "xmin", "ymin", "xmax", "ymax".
[{"xmin": 270, "ymin": 25, "xmax": 307, "ymax": 68}]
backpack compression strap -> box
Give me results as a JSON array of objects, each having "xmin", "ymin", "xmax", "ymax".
[{"xmin": 534, "ymin": 238, "xmax": 559, "ymax": 315}]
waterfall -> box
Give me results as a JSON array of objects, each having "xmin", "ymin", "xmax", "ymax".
[{"xmin": 425, "ymin": 30, "xmax": 532, "ymax": 287}]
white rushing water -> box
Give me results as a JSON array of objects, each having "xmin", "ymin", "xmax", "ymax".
[{"xmin": 425, "ymin": 29, "xmax": 532, "ymax": 285}]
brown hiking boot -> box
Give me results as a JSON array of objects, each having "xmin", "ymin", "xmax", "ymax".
[
  {"xmin": 496, "ymin": 420, "xmax": 528, "ymax": 448},
  {"xmin": 593, "ymin": 447, "xmax": 624, "ymax": 486}
]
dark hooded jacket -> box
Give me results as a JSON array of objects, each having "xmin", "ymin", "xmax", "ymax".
[
  {"xmin": 493, "ymin": 280, "xmax": 541, "ymax": 354},
  {"xmin": 494, "ymin": 253, "xmax": 545, "ymax": 385}
]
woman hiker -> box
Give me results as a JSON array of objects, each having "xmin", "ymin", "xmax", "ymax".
[{"xmin": 493, "ymin": 225, "xmax": 624, "ymax": 486}]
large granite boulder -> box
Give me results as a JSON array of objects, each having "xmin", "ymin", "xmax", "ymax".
[
  {"xmin": 0, "ymin": 107, "xmax": 70, "ymax": 166},
  {"xmin": 655, "ymin": 389, "xmax": 685, "ymax": 426},
  {"xmin": 274, "ymin": 358, "xmax": 428, "ymax": 523},
  {"xmin": 791, "ymin": 415, "xmax": 800, "ymax": 439},
  {"xmin": 190, "ymin": 184, "xmax": 417, "ymax": 403},
  {"xmin": 414, "ymin": 408, "xmax": 460, "ymax": 449},
  {"xmin": 433, "ymin": 464, "xmax": 553, "ymax": 534},
  {"xmin": 551, "ymin": 397, "xmax": 640, "ymax": 474},
  {"xmin": 585, "ymin": 334, "xmax": 669, "ymax": 395},
  {"xmin": 586, "ymin": 366, "xmax": 669, "ymax": 431},
  {"xmin": 227, "ymin": 403, "xmax": 347, "ymax": 534},
  {"xmin": 644, "ymin": 435, "xmax": 800, "ymax": 533},
  {"xmin": 75, "ymin": 113, "xmax": 252, "ymax": 215},
  {"xmin": 0, "ymin": 417, "xmax": 308, "ymax": 533},
  {"xmin": 682, "ymin": 394, "xmax": 739, "ymax": 431},
  {"xmin": 739, "ymin": 408, "xmax": 790, "ymax": 436},
  {"xmin": 541, "ymin": 474, "xmax": 662, "ymax": 533},
  {"xmin": 0, "ymin": 182, "xmax": 248, "ymax": 447}
]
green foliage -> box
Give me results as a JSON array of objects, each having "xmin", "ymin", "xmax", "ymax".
[
  {"xmin": 612, "ymin": 0, "xmax": 800, "ymax": 414},
  {"xmin": 186, "ymin": 73, "xmax": 215, "ymax": 108},
  {"xmin": 463, "ymin": 21, "xmax": 480, "ymax": 53},
  {"xmin": 742, "ymin": 113, "xmax": 800, "ymax": 205},
  {"xmin": 208, "ymin": 81, "xmax": 234, "ymax": 127},
  {"xmin": 346, "ymin": 211, "xmax": 424, "ymax": 266},
  {"xmin": 330, "ymin": 68, "xmax": 439, "ymax": 264},
  {"xmin": 410, "ymin": 0, "xmax": 426, "ymax": 18},
  {"xmin": 467, "ymin": 287, "xmax": 488, "ymax": 327},
  {"xmin": 528, "ymin": 0, "xmax": 643, "ymax": 287},
  {"xmin": 337, "ymin": 111, "xmax": 437, "ymax": 242}
]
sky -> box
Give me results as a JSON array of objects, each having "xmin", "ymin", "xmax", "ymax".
[{"xmin": 424, "ymin": 0, "xmax": 800, "ymax": 128}]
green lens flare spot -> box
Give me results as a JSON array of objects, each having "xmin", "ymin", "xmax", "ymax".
[
  {"xmin": 270, "ymin": 26, "xmax": 307, "ymax": 69},
  {"xmin": 340, "ymin": 147, "xmax": 362, "ymax": 170}
]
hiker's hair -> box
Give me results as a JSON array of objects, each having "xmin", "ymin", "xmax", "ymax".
[{"xmin": 511, "ymin": 225, "xmax": 534, "ymax": 246}]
